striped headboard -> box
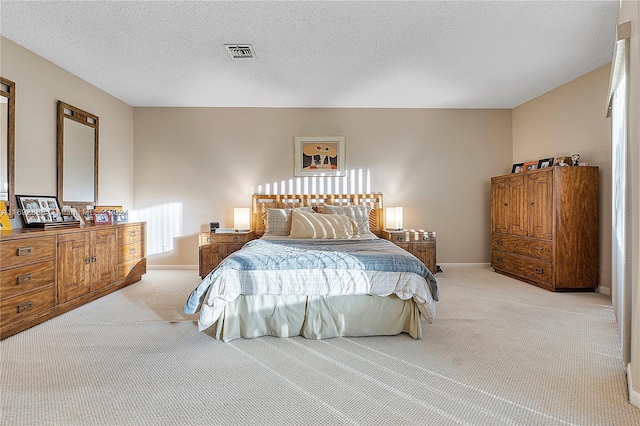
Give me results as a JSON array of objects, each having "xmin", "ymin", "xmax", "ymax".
[{"xmin": 251, "ymin": 193, "xmax": 384, "ymax": 236}]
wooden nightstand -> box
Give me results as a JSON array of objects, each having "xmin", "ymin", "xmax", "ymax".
[
  {"xmin": 198, "ymin": 231, "xmax": 255, "ymax": 278},
  {"xmin": 381, "ymin": 229, "xmax": 437, "ymax": 274}
]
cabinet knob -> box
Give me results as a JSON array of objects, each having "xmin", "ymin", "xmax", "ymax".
[
  {"xmin": 496, "ymin": 240, "xmax": 503, "ymax": 246},
  {"xmin": 496, "ymin": 257, "xmax": 503, "ymax": 263},
  {"xmin": 17, "ymin": 273, "xmax": 33, "ymax": 285},
  {"xmin": 534, "ymin": 267, "xmax": 544, "ymax": 274},
  {"xmin": 503, "ymin": 203, "xmax": 508, "ymax": 206},
  {"xmin": 128, "ymin": 231, "xmax": 136, "ymax": 237},
  {"xmin": 17, "ymin": 301, "xmax": 33, "ymax": 313},
  {"xmin": 17, "ymin": 246, "xmax": 32, "ymax": 256},
  {"xmin": 233, "ymin": 236, "xmax": 238, "ymax": 242},
  {"xmin": 85, "ymin": 257, "xmax": 91, "ymax": 264},
  {"xmin": 129, "ymin": 248, "xmax": 136, "ymax": 254},
  {"xmin": 91, "ymin": 256, "xmax": 97, "ymax": 263}
]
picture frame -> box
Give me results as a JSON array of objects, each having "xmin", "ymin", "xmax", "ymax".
[
  {"xmin": 511, "ymin": 163, "xmax": 524, "ymax": 173},
  {"xmin": 537, "ymin": 157, "xmax": 555, "ymax": 169},
  {"xmin": 294, "ymin": 136, "xmax": 346, "ymax": 177},
  {"xmin": 16, "ymin": 195, "xmax": 65, "ymax": 227},
  {"xmin": 554, "ymin": 156, "xmax": 572, "ymax": 166},
  {"xmin": 523, "ymin": 161, "xmax": 538, "ymax": 171},
  {"xmin": 93, "ymin": 211, "xmax": 111, "ymax": 225}
]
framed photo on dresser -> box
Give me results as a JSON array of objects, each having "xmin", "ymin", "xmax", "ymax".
[
  {"xmin": 16, "ymin": 195, "xmax": 63, "ymax": 226},
  {"xmin": 93, "ymin": 211, "xmax": 111, "ymax": 225}
]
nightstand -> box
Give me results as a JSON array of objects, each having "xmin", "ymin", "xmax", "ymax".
[
  {"xmin": 198, "ymin": 231, "xmax": 255, "ymax": 278},
  {"xmin": 381, "ymin": 229, "xmax": 437, "ymax": 274}
]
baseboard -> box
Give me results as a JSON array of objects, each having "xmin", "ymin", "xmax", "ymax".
[
  {"xmin": 147, "ymin": 265, "xmax": 198, "ymax": 270},
  {"xmin": 598, "ymin": 286, "xmax": 611, "ymax": 296},
  {"xmin": 438, "ymin": 263, "xmax": 491, "ymax": 268},
  {"xmin": 628, "ymin": 363, "xmax": 640, "ymax": 408}
]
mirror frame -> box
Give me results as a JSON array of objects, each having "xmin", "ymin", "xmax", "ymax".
[
  {"xmin": 57, "ymin": 101, "xmax": 99, "ymax": 209},
  {"xmin": 1, "ymin": 77, "xmax": 15, "ymax": 218}
]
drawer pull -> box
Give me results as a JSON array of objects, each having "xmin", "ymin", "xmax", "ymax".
[
  {"xmin": 503, "ymin": 202, "xmax": 508, "ymax": 206},
  {"xmin": 85, "ymin": 257, "xmax": 91, "ymax": 264},
  {"xmin": 128, "ymin": 231, "xmax": 136, "ymax": 237},
  {"xmin": 206, "ymin": 237, "xmax": 211, "ymax": 243},
  {"xmin": 91, "ymin": 256, "xmax": 97, "ymax": 263},
  {"xmin": 17, "ymin": 246, "xmax": 33, "ymax": 256},
  {"xmin": 129, "ymin": 248, "xmax": 136, "ymax": 254},
  {"xmin": 496, "ymin": 257, "xmax": 503, "ymax": 263},
  {"xmin": 17, "ymin": 273, "xmax": 33, "ymax": 285},
  {"xmin": 232, "ymin": 237, "xmax": 238, "ymax": 242},
  {"xmin": 534, "ymin": 267, "xmax": 544, "ymax": 274},
  {"xmin": 535, "ymin": 246, "xmax": 544, "ymax": 251},
  {"xmin": 17, "ymin": 301, "xmax": 32, "ymax": 313},
  {"xmin": 496, "ymin": 240, "xmax": 503, "ymax": 246}
]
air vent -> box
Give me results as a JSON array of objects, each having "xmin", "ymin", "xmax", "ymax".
[{"xmin": 224, "ymin": 44, "xmax": 255, "ymax": 59}]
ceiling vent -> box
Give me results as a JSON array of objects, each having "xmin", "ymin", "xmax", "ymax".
[{"xmin": 224, "ymin": 44, "xmax": 255, "ymax": 59}]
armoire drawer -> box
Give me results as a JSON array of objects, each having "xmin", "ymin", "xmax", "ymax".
[
  {"xmin": 0, "ymin": 260, "xmax": 55, "ymax": 299},
  {"xmin": 492, "ymin": 250, "xmax": 552, "ymax": 285},
  {"xmin": 0, "ymin": 284, "xmax": 56, "ymax": 328},
  {"xmin": 491, "ymin": 235, "xmax": 552, "ymax": 261},
  {"xmin": 0, "ymin": 236, "xmax": 56, "ymax": 270}
]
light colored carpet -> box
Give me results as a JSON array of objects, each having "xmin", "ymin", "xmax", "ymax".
[{"xmin": 2, "ymin": 267, "xmax": 639, "ymax": 425}]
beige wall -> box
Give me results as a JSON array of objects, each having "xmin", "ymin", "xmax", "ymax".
[
  {"xmin": 618, "ymin": 0, "xmax": 640, "ymax": 408},
  {"xmin": 512, "ymin": 64, "xmax": 612, "ymax": 291},
  {"xmin": 133, "ymin": 107, "xmax": 512, "ymax": 266},
  {"xmin": 0, "ymin": 36, "xmax": 135, "ymax": 221}
]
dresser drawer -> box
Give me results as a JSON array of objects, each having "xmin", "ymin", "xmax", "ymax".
[
  {"xmin": 0, "ymin": 261, "xmax": 55, "ymax": 299},
  {"xmin": 491, "ymin": 235, "xmax": 552, "ymax": 261},
  {"xmin": 118, "ymin": 258, "xmax": 147, "ymax": 282},
  {"xmin": 0, "ymin": 284, "xmax": 56, "ymax": 328},
  {"xmin": 492, "ymin": 251, "xmax": 552, "ymax": 285},
  {"xmin": 118, "ymin": 241, "xmax": 144, "ymax": 264},
  {"xmin": 0, "ymin": 236, "xmax": 56, "ymax": 270},
  {"xmin": 118, "ymin": 224, "xmax": 144, "ymax": 245}
]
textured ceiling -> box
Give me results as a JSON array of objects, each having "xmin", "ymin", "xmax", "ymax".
[{"xmin": 0, "ymin": 1, "xmax": 619, "ymax": 108}]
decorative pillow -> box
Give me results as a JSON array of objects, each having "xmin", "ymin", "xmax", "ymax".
[
  {"xmin": 263, "ymin": 207, "xmax": 313, "ymax": 236},
  {"xmin": 289, "ymin": 209, "xmax": 356, "ymax": 239},
  {"xmin": 323, "ymin": 205, "xmax": 372, "ymax": 235}
]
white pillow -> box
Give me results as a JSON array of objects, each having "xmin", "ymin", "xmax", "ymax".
[
  {"xmin": 263, "ymin": 207, "xmax": 313, "ymax": 236},
  {"xmin": 289, "ymin": 209, "xmax": 356, "ymax": 239},
  {"xmin": 323, "ymin": 205, "xmax": 372, "ymax": 235}
]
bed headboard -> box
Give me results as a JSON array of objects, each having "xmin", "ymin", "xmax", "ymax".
[{"xmin": 251, "ymin": 193, "xmax": 384, "ymax": 236}]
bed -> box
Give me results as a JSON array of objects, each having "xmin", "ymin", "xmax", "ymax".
[{"xmin": 184, "ymin": 194, "xmax": 439, "ymax": 341}]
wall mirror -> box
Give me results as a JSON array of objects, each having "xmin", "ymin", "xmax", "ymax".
[
  {"xmin": 0, "ymin": 77, "xmax": 15, "ymax": 218},
  {"xmin": 57, "ymin": 101, "xmax": 99, "ymax": 209}
]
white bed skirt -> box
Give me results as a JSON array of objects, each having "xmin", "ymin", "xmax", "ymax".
[{"xmin": 207, "ymin": 294, "xmax": 422, "ymax": 342}]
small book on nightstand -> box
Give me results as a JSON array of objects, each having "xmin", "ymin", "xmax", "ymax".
[{"xmin": 213, "ymin": 228, "xmax": 235, "ymax": 233}]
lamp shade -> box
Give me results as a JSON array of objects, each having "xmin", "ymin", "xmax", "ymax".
[
  {"xmin": 385, "ymin": 206, "xmax": 403, "ymax": 230},
  {"xmin": 233, "ymin": 207, "xmax": 251, "ymax": 231}
]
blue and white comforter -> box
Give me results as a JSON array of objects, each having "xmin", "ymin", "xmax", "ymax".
[{"xmin": 184, "ymin": 238, "xmax": 439, "ymax": 331}]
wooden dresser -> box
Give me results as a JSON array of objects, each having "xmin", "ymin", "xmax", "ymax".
[
  {"xmin": 490, "ymin": 166, "xmax": 598, "ymax": 291},
  {"xmin": 0, "ymin": 222, "xmax": 146, "ymax": 339}
]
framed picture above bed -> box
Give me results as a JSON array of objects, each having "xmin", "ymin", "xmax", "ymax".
[{"xmin": 294, "ymin": 136, "xmax": 345, "ymax": 177}]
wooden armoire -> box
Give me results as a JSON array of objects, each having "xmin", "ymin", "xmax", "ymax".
[{"xmin": 490, "ymin": 166, "xmax": 599, "ymax": 291}]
